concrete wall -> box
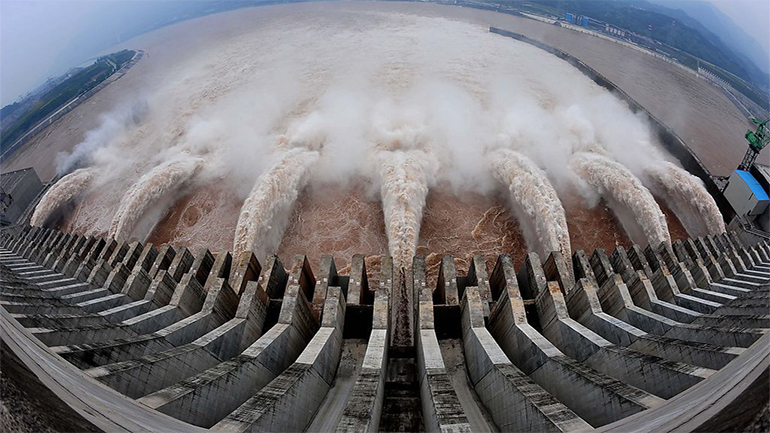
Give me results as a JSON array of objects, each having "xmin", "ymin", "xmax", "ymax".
[
  {"xmin": 0, "ymin": 168, "xmax": 44, "ymax": 225},
  {"xmin": 0, "ymin": 226, "xmax": 769, "ymax": 432}
]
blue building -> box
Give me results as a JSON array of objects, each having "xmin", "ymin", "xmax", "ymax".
[{"xmin": 724, "ymin": 168, "xmax": 770, "ymax": 231}]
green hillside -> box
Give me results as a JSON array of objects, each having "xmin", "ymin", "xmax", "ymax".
[{"xmin": 0, "ymin": 50, "xmax": 135, "ymax": 151}]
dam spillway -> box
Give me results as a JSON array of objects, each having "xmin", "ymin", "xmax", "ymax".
[{"xmin": 1, "ymin": 225, "xmax": 769, "ymax": 432}]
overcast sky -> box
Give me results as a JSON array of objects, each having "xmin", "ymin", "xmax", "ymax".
[
  {"xmin": 1, "ymin": 1, "xmax": 110, "ymax": 106},
  {"xmin": 0, "ymin": 0, "xmax": 189, "ymax": 106},
  {"xmin": 1, "ymin": 0, "xmax": 769, "ymax": 107},
  {"xmin": 708, "ymin": 0, "xmax": 770, "ymax": 54}
]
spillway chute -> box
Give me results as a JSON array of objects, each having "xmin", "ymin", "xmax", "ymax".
[
  {"xmin": 109, "ymin": 155, "xmax": 204, "ymax": 241},
  {"xmin": 232, "ymin": 147, "xmax": 320, "ymax": 258},
  {"xmin": 645, "ymin": 162, "xmax": 725, "ymax": 237},
  {"xmin": 30, "ymin": 168, "xmax": 95, "ymax": 227},
  {"xmin": 570, "ymin": 152, "xmax": 670, "ymax": 247},
  {"xmin": 489, "ymin": 148, "xmax": 571, "ymax": 260},
  {"xmin": 377, "ymin": 148, "xmax": 438, "ymax": 270}
]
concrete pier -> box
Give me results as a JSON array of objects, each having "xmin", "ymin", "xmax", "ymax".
[
  {"xmin": 486, "ymin": 254, "xmax": 661, "ymax": 427},
  {"xmin": 1, "ymin": 225, "xmax": 769, "ymax": 432},
  {"xmin": 139, "ymin": 256, "xmax": 311, "ymax": 427},
  {"xmin": 413, "ymin": 256, "xmax": 472, "ymax": 432},
  {"xmin": 336, "ymin": 283, "xmax": 389, "ymax": 432},
  {"xmin": 460, "ymin": 283, "xmax": 590, "ymax": 431}
]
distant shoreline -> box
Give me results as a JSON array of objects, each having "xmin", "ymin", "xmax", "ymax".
[{"xmin": 0, "ymin": 50, "xmax": 145, "ymax": 165}]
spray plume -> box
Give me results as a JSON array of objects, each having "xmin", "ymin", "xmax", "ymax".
[
  {"xmin": 571, "ymin": 152, "xmax": 670, "ymax": 246},
  {"xmin": 233, "ymin": 147, "xmax": 319, "ymax": 258},
  {"xmin": 56, "ymin": 100, "xmax": 149, "ymax": 175},
  {"xmin": 30, "ymin": 168, "xmax": 95, "ymax": 227},
  {"xmin": 490, "ymin": 148, "xmax": 571, "ymax": 259},
  {"xmin": 109, "ymin": 156, "xmax": 204, "ymax": 240},
  {"xmin": 646, "ymin": 162, "xmax": 725, "ymax": 236}
]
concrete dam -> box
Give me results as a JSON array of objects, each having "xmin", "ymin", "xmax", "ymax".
[
  {"xmin": 2, "ymin": 5, "xmax": 770, "ymax": 432},
  {"xmin": 1, "ymin": 224, "xmax": 769, "ymax": 432}
]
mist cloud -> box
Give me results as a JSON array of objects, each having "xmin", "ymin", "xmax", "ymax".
[{"xmin": 33, "ymin": 6, "xmax": 724, "ymax": 261}]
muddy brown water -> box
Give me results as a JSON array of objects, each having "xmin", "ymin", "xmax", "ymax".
[{"xmin": 13, "ymin": 1, "xmax": 740, "ymax": 283}]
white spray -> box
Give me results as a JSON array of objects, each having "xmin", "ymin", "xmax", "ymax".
[
  {"xmin": 232, "ymin": 147, "xmax": 319, "ymax": 258},
  {"xmin": 109, "ymin": 155, "xmax": 204, "ymax": 240},
  {"xmin": 646, "ymin": 162, "xmax": 725, "ymax": 236},
  {"xmin": 571, "ymin": 152, "xmax": 671, "ymax": 246},
  {"xmin": 56, "ymin": 100, "xmax": 149, "ymax": 175},
  {"xmin": 30, "ymin": 169, "xmax": 95, "ymax": 227},
  {"xmin": 490, "ymin": 148, "xmax": 571, "ymax": 259}
]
